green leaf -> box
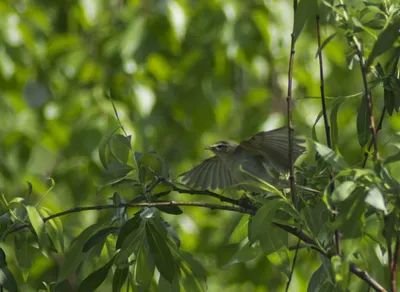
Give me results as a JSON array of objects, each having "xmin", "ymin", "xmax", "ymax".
[
  {"xmin": 83, "ymin": 227, "xmax": 119, "ymax": 252},
  {"xmin": 0, "ymin": 266, "xmax": 18, "ymax": 292},
  {"xmin": 146, "ymin": 221, "xmax": 176, "ymax": 282},
  {"xmin": 116, "ymin": 220, "xmax": 145, "ymax": 264},
  {"xmin": 133, "ymin": 243, "xmax": 154, "ymax": 290},
  {"xmin": 314, "ymin": 142, "xmax": 348, "ymax": 171},
  {"xmin": 41, "ymin": 208, "xmax": 64, "ymax": 253},
  {"xmin": 58, "ymin": 224, "xmax": 101, "ymax": 282},
  {"xmin": 259, "ymin": 224, "xmax": 287, "ymax": 255},
  {"xmin": 357, "ymin": 97, "xmax": 370, "ymax": 147},
  {"xmin": 100, "ymin": 161, "xmax": 134, "ymax": 187},
  {"xmin": 308, "ymin": 264, "xmax": 328, "ymax": 292},
  {"xmin": 156, "ymin": 204, "xmax": 183, "ymax": 215},
  {"xmin": 112, "ymin": 267, "xmax": 129, "ymax": 292},
  {"xmin": 26, "ymin": 205, "xmax": 47, "ymax": 247},
  {"xmin": 158, "ymin": 275, "xmax": 180, "ymax": 292},
  {"xmin": 99, "ymin": 126, "xmax": 121, "ymax": 168},
  {"xmin": 367, "ymin": 22, "xmax": 400, "ymax": 67},
  {"xmin": 116, "ymin": 214, "xmax": 142, "ymax": 249},
  {"xmin": 331, "ymin": 181, "xmax": 357, "ymax": 202},
  {"xmin": 78, "ymin": 255, "xmax": 116, "ymax": 292},
  {"xmin": 384, "ymin": 151, "xmax": 400, "ymax": 165},
  {"xmin": 329, "ymin": 98, "xmax": 345, "ymax": 151},
  {"xmin": 365, "ymin": 187, "xmax": 386, "ymax": 212},
  {"xmin": 223, "ymin": 241, "xmax": 261, "ymax": 268},
  {"xmin": 293, "ymin": 0, "xmax": 318, "ymax": 42},
  {"xmin": 110, "ymin": 134, "xmax": 131, "ymax": 164},
  {"xmin": 249, "ymin": 200, "xmax": 283, "ymax": 241}
]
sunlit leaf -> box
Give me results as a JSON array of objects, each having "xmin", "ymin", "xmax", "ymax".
[
  {"xmin": 331, "ymin": 181, "xmax": 357, "ymax": 202},
  {"xmin": 365, "ymin": 187, "xmax": 386, "ymax": 212},
  {"xmin": 314, "ymin": 142, "xmax": 348, "ymax": 171}
]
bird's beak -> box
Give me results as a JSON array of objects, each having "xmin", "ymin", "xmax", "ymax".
[{"xmin": 204, "ymin": 145, "xmax": 212, "ymax": 150}]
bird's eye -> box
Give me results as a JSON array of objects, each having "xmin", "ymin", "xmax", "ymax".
[{"xmin": 216, "ymin": 145, "xmax": 223, "ymax": 150}]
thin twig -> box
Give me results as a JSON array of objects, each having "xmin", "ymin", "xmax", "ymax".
[
  {"xmin": 286, "ymin": 0, "xmax": 298, "ymax": 205},
  {"xmin": 362, "ymin": 107, "xmax": 386, "ymax": 167},
  {"xmin": 316, "ymin": 14, "xmax": 341, "ymax": 256},
  {"xmin": 285, "ymin": 236, "xmax": 302, "ymax": 292},
  {"xmin": 350, "ymin": 263, "xmax": 387, "ymax": 292},
  {"xmin": 3, "ymin": 201, "xmax": 256, "ymax": 238},
  {"xmin": 159, "ymin": 177, "xmax": 242, "ymax": 206}
]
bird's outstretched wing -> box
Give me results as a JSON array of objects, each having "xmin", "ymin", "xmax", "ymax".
[
  {"xmin": 180, "ymin": 156, "xmax": 235, "ymax": 190},
  {"xmin": 239, "ymin": 127, "xmax": 306, "ymax": 173}
]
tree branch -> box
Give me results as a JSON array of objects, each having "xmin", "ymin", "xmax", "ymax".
[{"xmin": 286, "ymin": 0, "xmax": 298, "ymax": 205}]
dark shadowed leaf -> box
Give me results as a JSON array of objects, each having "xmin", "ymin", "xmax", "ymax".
[
  {"xmin": 367, "ymin": 22, "xmax": 400, "ymax": 67},
  {"xmin": 83, "ymin": 227, "xmax": 119, "ymax": 252},
  {"xmin": 146, "ymin": 221, "xmax": 176, "ymax": 282},
  {"xmin": 58, "ymin": 224, "xmax": 101, "ymax": 282},
  {"xmin": 249, "ymin": 200, "xmax": 283, "ymax": 241},
  {"xmin": 112, "ymin": 267, "xmax": 129, "ymax": 292},
  {"xmin": 78, "ymin": 255, "xmax": 116, "ymax": 292}
]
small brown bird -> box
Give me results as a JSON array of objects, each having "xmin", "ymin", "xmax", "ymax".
[{"xmin": 181, "ymin": 127, "xmax": 305, "ymax": 190}]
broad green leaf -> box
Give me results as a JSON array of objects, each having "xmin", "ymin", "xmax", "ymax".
[
  {"xmin": 180, "ymin": 251, "xmax": 207, "ymax": 279},
  {"xmin": 100, "ymin": 161, "xmax": 134, "ymax": 187},
  {"xmin": 384, "ymin": 151, "xmax": 400, "ymax": 165},
  {"xmin": 223, "ymin": 241, "xmax": 261, "ymax": 268},
  {"xmin": 224, "ymin": 214, "xmax": 249, "ymax": 244},
  {"xmin": 58, "ymin": 224, "xmax": 101, "ymax": 282},
  {"xmin": 367, "ymin": 22, "xmax": 400, "ymax": 67},
  {"xmin": 0, "ymin": 266, "xmax": 18, "ymax": 292},
  {"xmin": 78, "ymin": 255, "xmax": 116, "ymax": 292},
  {"xmin": 259, "ymin": 224, "xmax": 287, "ymax": 255},
  {"xmin": 99, "ymin": 126, "xmax": 121, "ymax": 168},
  {"xmin": 308, "ymin": 264, "xmax": 327, "ymax": 292},
  {"xmin": 156, "ymin": 204, "xmax": 183, "ymax": 215},
  {"xmin": 331, "ymin": 181, "xmax": 357, "ymax": 202},
  {"xmin": 110, "ymin": 134, "xmax": 131, "ymax": 164},
  {"xmin": 249, "ymin": 200, "xmax": 283, "ymax": 240},
  {"xmin": 41, "ymin": 208, "xmax": 64, "ymax": 253},
  {"xmin": 116, "ymin": 214, "xmax": 141, "ymax": 249},
  {"xmin": 365, "ymin": 187, "xmax": 386, "ymax": 212},
  {"xmin": 314, "ymin": 142, "xmax": 348, "ymax": 171},
  {"xmin": 146, "ymin": 221, "xmax": 176, "ymax": 282},
  {"xmin": 158, "ymin": 275, "xmax": 180, "ymax": 292},
  {"xmin": 133, "ymin": 243, "xmax": 154, "ymax": 291},
  {"xmin": 116, "ymin": 220, "xmax": 145, "ymax": 264},
  {"xmin": 293, "ymin": 0, "xmax": 318, "ymax": 42},
  {"xmin": 357, "ymin": 97, "xmax": 370, "ymax": 147},
  {"xmin": 26, "ymin": 205, "xmax": 47, "ymax": 247},
  {"xmin": 83, "ymin": 227, "xmax": 119, "ymax": 252},
  {"xmin": 112, "ymin": 267, "xmax": 129, "ymax": 292}
]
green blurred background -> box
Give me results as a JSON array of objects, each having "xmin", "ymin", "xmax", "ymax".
[{"xmin": 1, "ymin": 0, "xmax": 399, "ymax": 291}]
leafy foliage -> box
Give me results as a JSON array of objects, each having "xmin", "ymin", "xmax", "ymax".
[{"xmin": 0, "ymin": 0, "xmax": 400, "ymax": 291}]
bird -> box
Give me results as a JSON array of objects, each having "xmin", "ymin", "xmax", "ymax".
[{"xmin": 180, "ymin": 127, "xmax": 306, "ymax": 191}]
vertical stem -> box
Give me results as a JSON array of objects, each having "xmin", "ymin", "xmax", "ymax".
[
  {"xmin": 316, "ymin": 15, "xmax": 341, "ymax": 255},
  {"xmin": 390, "ymin": 236, "xmax": 400, "ymax": 292},
  {"xmin": 286, "ymin": 7, "xmax": 297, "ymax": 205},
  {"xmin": 353, "ymin": 37, "xmax": 379, "ymax": 161},
  {"xmin": 285, "ymin": 2, "xmax": 299, "ymax": 291}
]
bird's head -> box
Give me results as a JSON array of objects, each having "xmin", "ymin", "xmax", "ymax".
[{"xmin": 205, "ymin": 141, "xmax": 237, "ymax": 156}]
